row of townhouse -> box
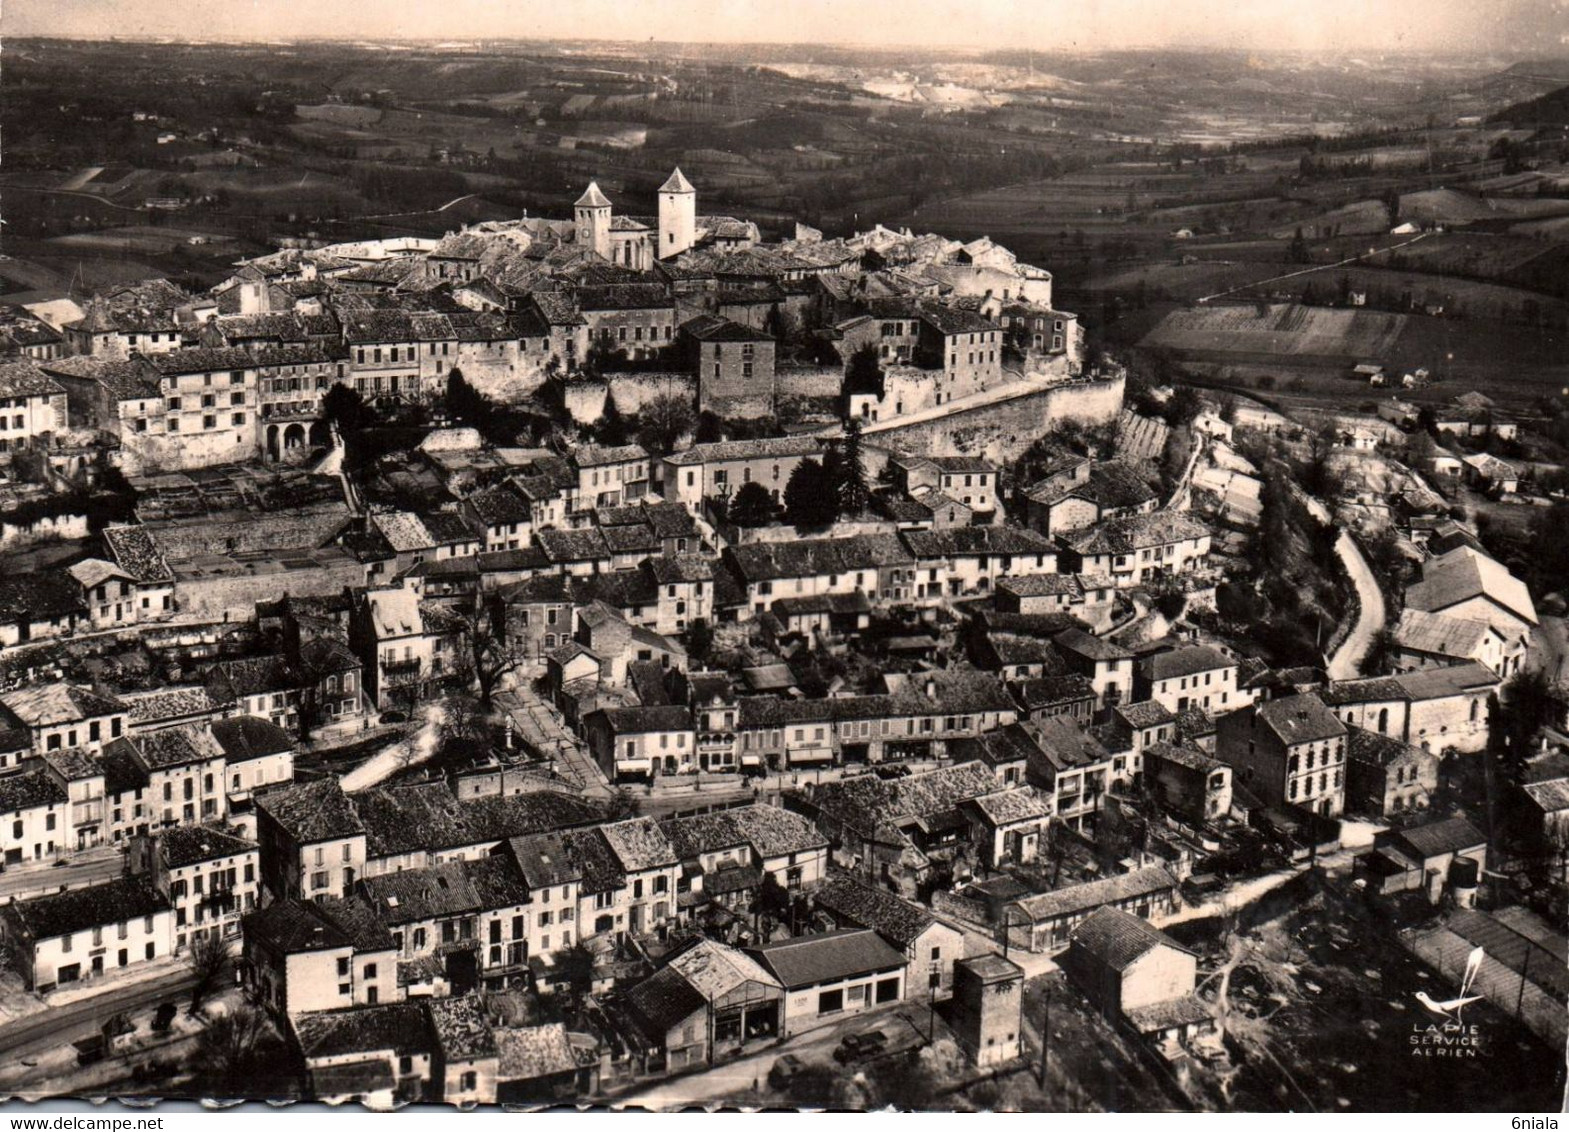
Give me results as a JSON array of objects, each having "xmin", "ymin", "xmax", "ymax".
[
  {"xmin": 0, "ymin": 685, "xmax": 296, "ymax": 861},
  {"xmin": 0, "ymin": 821, "xmax": 261, "ymax": 990},
  {"xmin": 245, "ymin": 789, "xmax": 826, "ymax": 1011}
]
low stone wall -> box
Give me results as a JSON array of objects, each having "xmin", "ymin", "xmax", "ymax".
[
  {"xmin": 0, "ymin": 512, "xmax": 89, "ymax": 551},
  {"xmin": 562, "ymin": 373, "xmax": 698, "ymax": 425},
  {"xmin": 868, "ymin": 375, "xmax": 1124, "ymax": 464},
  {"xmin": 777, "ymin": 365, "xmax": 843, "ymax": 399}
]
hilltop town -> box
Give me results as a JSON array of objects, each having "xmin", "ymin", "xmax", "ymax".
[{"xmin": 0, "ymin": 159, "xmax": 1561, "ymax": 1114}]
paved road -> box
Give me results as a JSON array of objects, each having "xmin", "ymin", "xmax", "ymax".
[
  {"xmin": 0, "ymin": 846, "xmax": 125, "ymax": 903},
  {"xmin": 1300, "ymin": 493, "xmax": 1387, "ymax": 680},
  {"xmin": 1325, "ymin": 528, "xmax": 1386, "ymax": 680},
  {"xmin": 616, "ymin": 1000, "xmax": 929, "ymax": 1109},
  {"xmin": 338, "ymin": 702, "xmax": 445, "ymax": 791},
  {"xmin": 0, "ymin": 967, "xmax": 200, "ymax": 1060}
]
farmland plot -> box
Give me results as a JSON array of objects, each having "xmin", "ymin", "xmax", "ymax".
[{"xmin": 1140, "ymin": 303, "xmax": 1406, "ymax": 359}]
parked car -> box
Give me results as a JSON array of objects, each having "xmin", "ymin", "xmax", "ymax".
[
  {"xmin": 768, "ymin": 1053, "xmax": 806, "ymax": 1090},
  {"xmin": 151, "ymin": 1002, "xmax": 178, "ymax": 1033},
  {"xmin": 832, "ymin": 1030, "xmax": 888, "ymax": 1064}
]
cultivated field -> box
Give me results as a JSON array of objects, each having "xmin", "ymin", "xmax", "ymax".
[{"xmin": 1141, "ymin": 303, "xmax": 1407, "ymax": 359}]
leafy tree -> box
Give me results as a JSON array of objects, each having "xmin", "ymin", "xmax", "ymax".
[
  {"xmin": 844, "ymin": 343, "xmax": 883, "ymax": 396},
  {"xmin": 595, "ymin": 390, "xmax": 630, "ymax": 446},
  {"xmin": 1499, "ymin": 669, "xmax": 1569, "ymax": 783},
  {"xmin": 322, "ymin": 382, "xmax": 371, "ymax": 435},
  {"xmin": 685, "ymin": 618, "xmax": 714, "ymax": 664},
  {"xmin": 834, "ymin": 417, "xmax": 871, "ymax": 516},
  {"xmin": 192, "ymin": 1006, "xmax": 280, "ymax": 1100},
  {"xmin": 1359, "ymin": 627, "xmax": 1399, "ymax": 676},
  {"xmin": 783, "ymin": 457, "xmax": 836, "ymax": 527},
  {"xmin": 1383, "ymin": 188, "xmax": 1402, "ymax": 227},
  {"xmin": 636, "ymin": 392, "xmax": 696, "ymax": 456},
  {"xmin": 1162, "ymin": 385, "xmax": 1204, "ymax": 427},
  {"xmin": 458, "ymin": 599, "xmax": 524, "ymax": 710},
  {"xmin": 186, "ymin": 932, "xmax": 229, "ymax": 1014},
  {"xmin": 695, "ymin": 410, "xmax": 724, "ymax": 444},
  {"xmin": 606, "ymin": 787, "xmax": 641, "ymax": 820},
  {"xmin": 1288, "ymin": 227, "xmax": 1310, "ymax": 264},
  {"xmin": 729, "ymin": 480, "xmax": 778, "ymax": 527},
  {"xmin": 445, "ymin": 369, "xmax": 486, "ymax": 424}
]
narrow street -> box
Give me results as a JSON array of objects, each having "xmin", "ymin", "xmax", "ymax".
[
  {"xmin": 337, "ymin": 701, "xmax": 447, "ymax": 791},
  {"xmin": 1300, "ymin": 492, "xmax": 1387, "ymax": 680},
  {"xmin": 613, "ymin": 1000, "xmax": 929, "ymax": 1109},
  {"xmin": 0, "ymin": 965, "xmax": 201, "ymax": 1060},
  {"xmin": 0, "ymin": 844, "xmax": 124, "ymax": 902}
]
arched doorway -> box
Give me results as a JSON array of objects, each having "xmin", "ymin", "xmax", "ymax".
[
  {"xmin": 283, "ymin": 423, "xmax": 306, "ymax": 452},
  {"xmin": 266, "ymin": 424, "xmax": 280, "ymax": 461},
  {"xmin": 308, "ymin": 419, "xmax": 330, "ymax": 447}
]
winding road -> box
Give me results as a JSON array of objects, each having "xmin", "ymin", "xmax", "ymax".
[{"xmin": 1299, "ymin": 495, "xmax": 1387, "ymax": 680}]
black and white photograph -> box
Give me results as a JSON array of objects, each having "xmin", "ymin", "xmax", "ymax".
[{"xmin": 0, "ymin": 0, "xmax": 1564, "ymax": 1114}]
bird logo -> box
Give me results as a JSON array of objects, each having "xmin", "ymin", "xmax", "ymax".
[{"xmin": 1415, "ymin": 946, "xmax": 1485, "ymax": 1021}]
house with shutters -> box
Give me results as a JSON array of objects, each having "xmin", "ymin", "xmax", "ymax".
[{"xmin": 1, "ymin": 875, "xmax": 174, "ymax": 991}]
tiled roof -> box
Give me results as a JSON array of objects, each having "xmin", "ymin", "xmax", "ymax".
[
  {"xmin": 5, "ymin": 876, "xmax": 169, "ymax": 942},
  {"xmin": 101, "ymin": 524, "xmax": 173, "ymax": 584},
  {"xmin": 660, "ymin": 803, "xmax": 825, "ymax": 863},
  {"xmin": 1012, "ymin": 866, "xmax": 1178, "ymax": 922},
  {"xmin": 1063, "ymin": 512, "xmax": 1210, "ymax": 556},
  {"xmin": 1140, "ymin": 645, "xmax": 1235, "ymax": 683},
  {"xmin": 210, "ymin": 715, "xmax": 295, "ymax": 763},
  {"xmin": 0, "ymin": 572, "xmax": 88, "ymax": 624},
  {"xmin": 811, "ymin": 761, "xmax": 1000, "ymax": 840},
  {"xmin": 592, "ymin": 705, "xmax": 692, "ymax": 735},
  {"xmin": 158, "ymin": 824, "xmax": 257, "ymax": 869},
  {"xmin": 598, "ymin": 816, "xmax": 678, "ymax": 872},
  {"xmin": 242, "ymin": 898, "xmax": 351, "ymax": 955},
  {"xmin": 1113, "ymin": 700, "xmax": 1177, "ymax": 730},
  {"xmin": 812, "ymin": 874, "xmax": 935, "ymax": 948},
  {"xmin": 132, "ymin": 727, "xmax": 224, "ymax": 771},
  {"xmin": 1392, "ymin": 609, "xmax": 1494, "ymax": 659},
  {"xmin": 1406, "ymin": 547, "xmax": 1536, "ymax": 627},
  {"xmin": 1395, "ymin": 816, "xmax": 1486, "ymax": 860},
  {"xmin": 1053, "ymin": 628, "xmax": 1134, "ymax": 663},
  {"xmin": 726, "ymin": 533, "xmax": 911, "ymax": 582},
  {"xmin": 748, "ymin": 928, "xmax": 906, "ymax": 988},
  {"xmin": 666, "ymin": 938, "xmax": 781, "ymax": 1001},
  {"xmin": 257, "ymin": 778, "xmax": 365, "ymax": 844},
  {"xmin": 1254, "ymin": 694, "xmax": 1347, "ymax": 746},
  {"xmin": 967, "ymin": 787, "xmax": 1052, "ymax": 826},
  {"xmin": 293, "ymin": 1002, "xmax": 431, "ymax": 1060},
  {"xmin": 496, "ymin": 1023, "xmax": 578, "ymax": 1081},
  {"xmin": 0, "ymin": 360, "xmax": 67, "ymax": 399},
  {"xmin": 0, "ymin": 766, "xmax": 67, "ymax": 813},
  {"xmin": 1069, "ymin": 905, "xmax": 1192, "ymax": 970},
  {"xmin": 1140, "ymin": 741, "xmax": 1220, "ymax": 776},
  {"xmin": 1345, "ymin": 726, "xmax": 1428, "ymax": 770},
  {"xmin": 626, "ymin": 966, "xmax": 708, "ymax": 1033},
  {"xmin": 901, "ymin": 527, "xmax": 1057, "ymax": 558},
  {"xmin": 1, "ymin": 683, "xmax": 124, "ymax": 728},
  {"xmin": 664, "ymin": 436, "xmax": 823, "ymax": 466}
]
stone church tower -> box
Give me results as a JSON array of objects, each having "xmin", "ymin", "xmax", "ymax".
[
  {"xmin": 657, "ymin": 168, "xmax": 696, "ymax": 260},
  {"xmin": 574, "ymin": 182, "xmax": 612, "ymax": 260}
]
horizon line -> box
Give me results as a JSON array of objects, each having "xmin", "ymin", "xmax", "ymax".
[{"xmin": 5, "ymin": 31, "xmax": 1558, "ymax": 59}]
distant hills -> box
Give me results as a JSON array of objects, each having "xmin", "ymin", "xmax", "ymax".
[{"xmin": 1489, "ymin": 81, "xmax": 1569, "ymax": 126}]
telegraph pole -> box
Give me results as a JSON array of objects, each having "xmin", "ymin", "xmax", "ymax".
[{"xmin": 1038, "ymin": 988, "xmax": 1051, "ymax": 1089}]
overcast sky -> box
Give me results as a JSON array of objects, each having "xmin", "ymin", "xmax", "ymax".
[{"xmin": 6, "ymin": 0, "xmax": 1567, "ymax": 54}]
